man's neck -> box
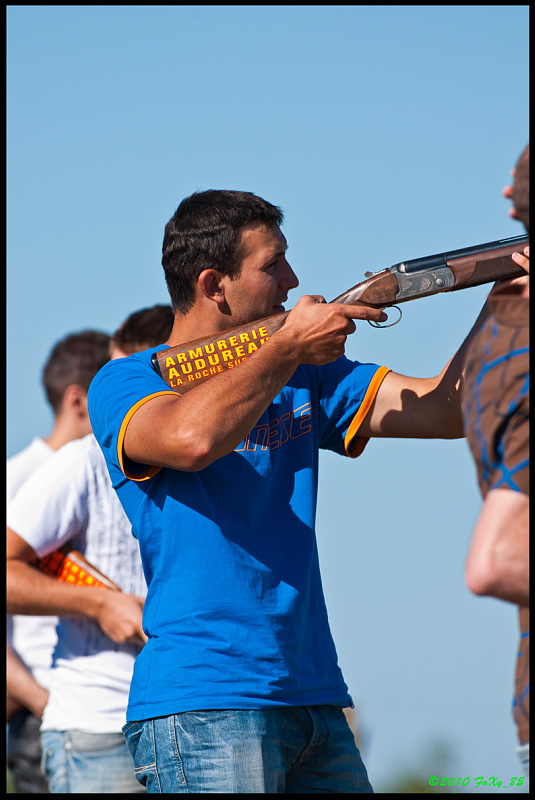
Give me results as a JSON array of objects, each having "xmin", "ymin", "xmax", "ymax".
[
  {"xmin": 44, "ymin": 421, "xmax": 90, "ymax": 451},
  {"xmin": 166, "ymin": 306, "xmax": 234, "ymax": 347}
]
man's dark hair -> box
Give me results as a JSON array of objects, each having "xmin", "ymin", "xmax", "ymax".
[
  {"xmin": 162, "ymin": 190, "xmax": 284, "ymax": 314},
  {"xmin": 42, "ymin": 330, "xmax": 111, "ymax": 413},
  {"xmin": 512, "ymin": 144, "xmax": 529, "ymax": 233},
  {"xmin": 111, "ymin": 304, "xmax": 174, "ymax": 355}
]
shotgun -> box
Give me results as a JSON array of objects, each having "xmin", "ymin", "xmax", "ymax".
[{"xmin": 152, "ymin": 234, "xmax": 529, "ymax": 392}]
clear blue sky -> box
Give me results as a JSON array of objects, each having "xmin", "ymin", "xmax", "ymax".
[{"xmin": 7, "ymin": 5, "xmax": 529, "ymax": 792}]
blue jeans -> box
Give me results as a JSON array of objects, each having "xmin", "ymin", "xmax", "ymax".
[
  {"xmin": 123, "ymin": 706, "xmax": 373, "ymax": 793},
  {"xmin": 40, "ymin": 730, "xmax": 146, "ymax": 793}
]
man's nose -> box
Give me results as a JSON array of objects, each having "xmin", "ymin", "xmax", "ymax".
[{"xmin": 282, "ymin": 261, "xmax": 299, "ymax": 290}]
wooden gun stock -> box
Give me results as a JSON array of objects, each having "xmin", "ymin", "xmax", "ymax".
[
  {"xmin": 37, "ymin": 544, "xmax": 121, "ymax": 591},
  {"xmin": 152, "ymin": 234, "xmax": 528, "ymax": 392}
]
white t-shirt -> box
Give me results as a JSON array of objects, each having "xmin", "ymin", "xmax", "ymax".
[
  {"xmin": 7, "ymin": 433, "xmax": 147, "ymax": 733},
  {"xmin": 7, "ymin": 436, "xmax": 53, "ymax": 500},
  {"xmin": 7, "ymin": 437, "xmax": 58, "ymax": 691}
]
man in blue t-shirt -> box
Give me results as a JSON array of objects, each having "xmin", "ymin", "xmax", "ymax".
[{"xmin": 89, "ymin": 189, "xmax": 489, "ymax": 794}]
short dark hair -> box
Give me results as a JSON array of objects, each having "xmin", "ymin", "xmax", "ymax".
[
  {"xmin": 512, "ymin": 144, "xmax": 529, "ymax": 233},
  {"xmin": 42, "ymin": 330, "xmax": 111, "ymax": 413},
  {"xmin": 162, "ymin": 190, "xmax": 284, "ymax": 314},
  {"xmin": 111, "ymin": 304, "xmax": 174, "ymax": 355}
]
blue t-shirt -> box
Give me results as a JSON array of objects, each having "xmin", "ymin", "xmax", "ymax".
[{"xmin": 88, "ymin": 346, "xmax": 389, "ymax": 722}]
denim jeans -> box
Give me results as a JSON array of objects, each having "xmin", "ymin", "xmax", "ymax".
[
  {"xmin": 123, "ymin": 706, "xmax": 373, "ymax": 793},
  {"xmin": 40, "ymin": 730, "xmax": 146, "ymax": 793}
]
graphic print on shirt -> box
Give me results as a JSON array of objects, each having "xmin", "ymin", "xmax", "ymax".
[{"xmin": 236, "ymin": 402, "xmax": 312, "ymax": 453}]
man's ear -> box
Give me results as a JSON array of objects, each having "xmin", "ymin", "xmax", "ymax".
[
  {"xmin": 197, "ymin": 269, "xmax": 227, "ymax": 308},
  {"xmin": 63, "ymin": 384, "xmax": 89, "ymax": 419}
]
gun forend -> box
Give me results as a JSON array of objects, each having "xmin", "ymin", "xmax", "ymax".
[{"xmin": 335, "ymin": 234, "xmax": 529, "ymax": 307}]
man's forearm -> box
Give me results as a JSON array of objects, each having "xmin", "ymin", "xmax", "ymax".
[
  {"xmin": 6, "ymin": 643, "xmax": 49, "ymax": 719},
  {"xmin": 129, "ymin": 331, "xmax": 301, "ymax": 471},
  {"xmin": 7, "ymin": 557, "xmax": 110, "ymax": 620},
  {"xmin": 7, "ymin": 529, "xmax": 146, "ymax": 645},
  {"xmin": 174, "ymin": 328, "xmax": 304, "ymax": 468},
  {"xmin": 465, "ymin": 489, "xmax": 529, "ymax": 606}
]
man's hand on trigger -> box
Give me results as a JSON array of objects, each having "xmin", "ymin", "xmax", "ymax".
[{"xmin": 281, "ymin": 295, "xmax": 387, "ymax": 366}]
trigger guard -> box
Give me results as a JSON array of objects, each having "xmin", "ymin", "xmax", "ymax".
[{"xmin": 368, "ymin": 305, "xmax": 402, "ymax": 328}]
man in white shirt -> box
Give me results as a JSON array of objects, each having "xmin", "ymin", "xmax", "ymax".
[
  {"xmin": 7, "ymin": 329, "xmax": 111, "ymax": 793},
  {"xmin": 6, "ymin": 306, "xmax": 174, "ymax": 794}
]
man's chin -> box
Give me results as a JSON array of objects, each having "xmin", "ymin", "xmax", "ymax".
[{"xmin": 233, "ymin": 305, "xmax": 285, "ymax": 326}]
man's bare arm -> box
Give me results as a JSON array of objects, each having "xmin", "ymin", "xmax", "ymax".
[
  {"xmin": 357, "ymin": 298, "xmax": 492, "ymax": 440},
  {"xmin": 465, "ymin": 489, "xmax": 529, "ymax": 606},
  {"xmin": 6, "ymin": 642, "xmax": 49, "ymax": 720},
  {"xmin": 7, "ymin": 528, "xmax": 147, "ymax": 645},
  {"xmin": 124, "ymin": 297, "xmax": 386, "ymax": 471}
]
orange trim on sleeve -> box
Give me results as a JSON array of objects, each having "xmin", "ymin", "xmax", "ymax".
[
  {"xmin": 344, "ymin": 366, "xmax": 391, "ymax": 458},
  {"xmin": 118, "ymin": 391, "xmax": 179, "ymax": 482}
]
